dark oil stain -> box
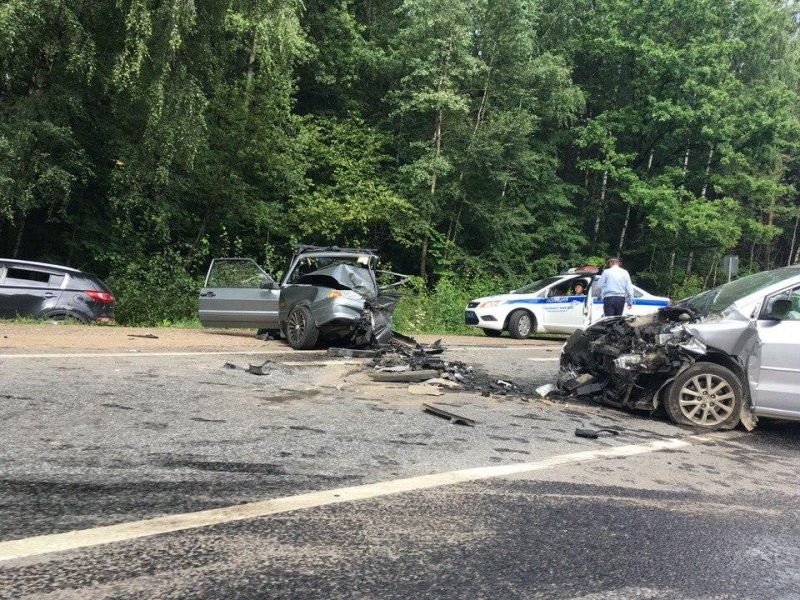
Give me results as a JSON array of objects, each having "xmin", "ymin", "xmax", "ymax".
[
  {"xmin": 163, "ymin": 460, "xmax": 286, "ymax": 475},
  {"xmin": 101, "ymin": 403, "xmax": 134, "ymax": 410},
  {"xmin": 386, "ymin": 439, "xmax": 429, "ymax": 447},
  {"xmin": 512, "ymin": 413, "xmax": 553, "ymax": 422},
  {"xmin": 141, "ymin": 422, "xmax": 168, "ymax": 431},
  {"xmin": 190, "ymin": 417, "xmax": 226, "ymax": 423},
  {"xmin": 289, "ymin": 425, "xmax": 326, "ymax": 434}
]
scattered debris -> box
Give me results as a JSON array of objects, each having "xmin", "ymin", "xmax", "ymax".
[
  {"xmin": 222, "ymin": 362, "xmax": 238, "ymax": 370},
  {"xmin": 574, "ymin": 427, "xmax": 620, "ymax": 439},
  {"xmin": 408, "ymin": 383, "xmax": 443, "ymax": 396},
  {"xmin": 535, "ymin": 383, "xmax": 557, "ymax": 397},
  {"xmin": 422, "ymin": 377, "xmax": 461, "ymax": 389},
  {"xmin": 370, "ymin": 369, "xmax": 440, "ymax": 383},
  {"xmin": 423, "ymin": 403, "xmax": 477, "ymax": 426},
  {"xmin": 374, "ymin": 364, "xmax": 410, "ymax": 373},
  {"xmin": 247, "ymin": 360, "xmax": 273, "ymax": 376},
  {"xmin": 327, "ymin": 347, "xmax": 380, "ymax": 358},
  {"xmin": 127, "ymin": 333, "xmax": 159, "ymax": 339}
]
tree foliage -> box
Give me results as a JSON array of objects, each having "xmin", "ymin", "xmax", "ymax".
[{"xmin": 1, "ymin": 0, "xmax": 799, "ymax": 322}]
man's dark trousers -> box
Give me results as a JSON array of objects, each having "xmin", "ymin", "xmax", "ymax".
[{"xmin": 603, "ymin": 296, "xmax": 626, "ymax": 316}]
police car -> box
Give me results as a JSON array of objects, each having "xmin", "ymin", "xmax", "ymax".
[{"xmin": 464, "ymin": 268, "xmax": 670, "ymax": 338}]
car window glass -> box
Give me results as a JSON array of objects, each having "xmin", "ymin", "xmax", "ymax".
[
  {"xmin": 548, "ymin": 277, "xmax": 585, "ymax": 297},
  {"xmin": 287, "ymin": 255, "xmax": 374, "ymax": 284},
  {"xmin": 48, "ymin": 274, "xmax": 65, "ymax": 288},
  {"xmin": 768, "ymin": 284, "xmax": 800, "ymax": 321},
  {"xmin": 687, "ymin": 266, "xmax": 800, "ymax": 317},
  {"xmin": 207, "ymin": 260, "xmax": 270, "ymax": 288},
  {"xmin": 633, "ymin": 286, "xmax": 644, "ymax": 298},
  {"xmin": 513, "ymin": 277, "xmax": 562, "ymax": 294},
  {"xmin": 5, "ymin": 268, "xmax": 51, "ymax": 288}
]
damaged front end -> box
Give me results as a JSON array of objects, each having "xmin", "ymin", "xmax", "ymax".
[
  {"xmin": 557, "ymin": 306, "xmax": 705, "ymax": 411},
  {"xmin": 285, "ymin": 261, "xmax": 409, "ymax": 348}
]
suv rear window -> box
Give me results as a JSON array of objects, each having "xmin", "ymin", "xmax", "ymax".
[{"xmin": 4, "ymin": 268, "xmax": 63, "ymax": 288}]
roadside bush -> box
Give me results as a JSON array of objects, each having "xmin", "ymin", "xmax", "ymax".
[
  {"xmin": 105, "ymin": 251, "xmax": 204, "ymax": 326},
  {"xmin": 393, "ymin": 276, "xmax": 506, "ymax": 334}
]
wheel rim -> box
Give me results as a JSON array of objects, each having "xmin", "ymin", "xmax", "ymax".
[
  {"xmin": 288, "ymin": 309, "xmax": 306, "ymax": 345},
  {"xmin": 517, "ymin": 314, "xmax": 531, "ymax": 336},
  {"xmin": 677, "ymin": 373, "xmax": 735, "ymax": 426}
]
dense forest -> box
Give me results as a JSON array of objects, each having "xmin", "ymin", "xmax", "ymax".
[{"xmin": 2, "ymin": 0, "xmax": 800, "ymax": 324}]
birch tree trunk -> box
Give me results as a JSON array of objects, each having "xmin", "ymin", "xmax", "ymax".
[
  {"xmin": 592, "ymin": 170, "xmax": 607, "ymax": 252},
  {"xmin": 788, "ymin": 211, "xmax": 799, "ymax": 266},
  {"xmin": 13, "ymin": 213, "xmax": 26, "ymax": 258},
  {"xmin": 243, "ymin": 31, "xmax": 258, "ymax": 111}
]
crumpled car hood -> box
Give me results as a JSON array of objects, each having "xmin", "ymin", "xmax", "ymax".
[{"xmin": 297, "ymin": 264, "xmax": 378, "ymax": 299}]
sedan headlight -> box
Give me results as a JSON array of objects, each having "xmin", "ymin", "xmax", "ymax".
[{"xmin": 479, "ymin": 300, "xmax": 505, "ymax": 308}]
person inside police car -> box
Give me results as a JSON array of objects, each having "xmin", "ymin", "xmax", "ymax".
[
  {"xmin": 595, "ymin": 257, "xmax": 634, "ymax": 316},
  {"xmin": 573, "ymin": 281, "xmax": 586, "ymax": 295}
]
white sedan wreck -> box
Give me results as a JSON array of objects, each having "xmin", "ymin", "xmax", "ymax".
[{"xmin": 558, "ymin": 266, "xmax": 800, "ymax": 430}]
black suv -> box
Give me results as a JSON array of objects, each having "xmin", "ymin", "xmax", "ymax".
[{"xmin": 0, "ymin": 259, "xmax": 114, "ymax": 323}]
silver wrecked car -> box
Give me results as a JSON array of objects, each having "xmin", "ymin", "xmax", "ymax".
[
  {"xmin": 558, "ymin": 265, "xmax": 800, "ymax": 430},
  {"xmin": 198, "ymin": 246, "xmax": 407, "ymax": 350}
]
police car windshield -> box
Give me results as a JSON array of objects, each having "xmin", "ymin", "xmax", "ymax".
[{"xmin": 512, "ymin": 277, "xmax": 562, "ymax": 294}]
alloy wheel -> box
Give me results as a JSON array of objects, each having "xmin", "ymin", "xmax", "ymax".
[
  {"xmin": 677, "ymin": 374, "xmax": 735, "ymax": 426},
  {"xmin": 287, "ymin": 308, "xmax": 306, "ymax": 346},
  {"xmin": 517, "ymin": 314, "xmax": 531, "ymax": 337}
]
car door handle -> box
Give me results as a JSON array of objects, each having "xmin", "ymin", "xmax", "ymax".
[
  {"xmin": 44, "ymin": 292, "xmax": 56, "ymax": 298},
  {"xmin": 200, "ymin": 291, "xmax": 216, "ymax": 298}
]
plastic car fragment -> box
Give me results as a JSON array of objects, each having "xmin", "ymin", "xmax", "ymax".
[{"xmin": 423, "ymin": 403, "xmax": 477, "ymax": 426}]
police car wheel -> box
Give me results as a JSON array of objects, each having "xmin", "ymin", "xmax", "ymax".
[{"xmin": 508, "ymin": 310, "xmax": 535, "ymax": 339}]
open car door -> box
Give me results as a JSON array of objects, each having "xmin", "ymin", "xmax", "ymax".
[
  {"xmin": 584, "ymin": 277, "xmax": 601, "ymax": 328},
  {"xmin": 198, "ymin": 258, "xmax": 280, "ymax": 329}
]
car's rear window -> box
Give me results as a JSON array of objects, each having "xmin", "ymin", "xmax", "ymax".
[{"xmin": 4, "ymin": 267, "xmax": 63, "ymax": 288}]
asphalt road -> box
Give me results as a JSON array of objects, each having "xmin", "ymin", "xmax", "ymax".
[{"xmin": 1, "ymin": 329, "xmax": 799, "ymax": 599}]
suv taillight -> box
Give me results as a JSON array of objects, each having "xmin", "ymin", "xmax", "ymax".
[{"xmin": 85, "ymin": 290, "xmax": 114, "ymax": 303}]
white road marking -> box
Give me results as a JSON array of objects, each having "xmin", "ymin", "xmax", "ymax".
[
  {"xmin": 0, "ymin": 350, "xmax": 320, "ymax": 359},
  {"xmin": 0, "ymin": 345, "xmax": 560, "ymax": 359},
  {"xmin": 0, "ymin": 435, "xmax": 708, "ymax": 562},
  {"xmin": 527, "ymin": 357, "xmax": 560, "ymax": 362}
]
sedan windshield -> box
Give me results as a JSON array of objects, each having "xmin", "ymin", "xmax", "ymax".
[
  {"xmin": 683, "ymin": 266, "xmax": 800, "ymax": 317},
  {"xmin": 512, "ymin": 277, "xmax": 562, "ymax": 294}
]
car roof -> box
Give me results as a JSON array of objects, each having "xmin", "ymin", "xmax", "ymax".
[
  {"xmin": 0, "ymin": 259, "xmax": 82, "ymax": 274},
  {"xmin": 294, "ymin": 245, "xmax": 376, "ymax": 257}
]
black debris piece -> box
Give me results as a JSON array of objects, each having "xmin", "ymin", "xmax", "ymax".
[
  {"xmin": 222, "ymin": 362, "xmax": 238, "ymax": 370},
  {"xmin": 127, "ymin": 333, "xmax": 159, "ymax": 339},
  {"xmin": 247, "ymin": 360, "xmax": 273, "ymax": 376},
  {"xmin": 575, "ymin": 382, "xmax": 605, "ymax": 396},
  {"xmin": 327, "ymin": 347, "xmax": 380, "ymax": 358},
  {"xmin": 423, "ymin": 403, "xmax": 477, "ymax": 427},
  {"xmin": 574, "ymin": 427, "xmax": 620, "ymax": 439}
]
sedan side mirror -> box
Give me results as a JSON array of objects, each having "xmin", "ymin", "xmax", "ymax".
[
  {"xmin": 260, "ymin": 279, "xmax": 277, "ymax": 290},
  {"xmin": 766, "ymin": 298, "xmax": 791, "ymax": 320}
]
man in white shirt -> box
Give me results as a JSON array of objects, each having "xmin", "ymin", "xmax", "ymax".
[{"xmin": 594, "ymin": 257, "xmax": 634, "ymax": 316}]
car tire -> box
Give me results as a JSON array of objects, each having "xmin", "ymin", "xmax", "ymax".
[
  {"xmin": 482, "ymin": 328, "xmax": 503, "ymax": 337},
  {"xmin": 664, "ymin": 363, "xmax": 742, "ymax": 430},
  {"xmin": 507, "ymin": 310, "xmax": 535, "ymax": 339},
  {"xmin": 285, "ymin": 305, "xmax": 319, "ymax": 350}
]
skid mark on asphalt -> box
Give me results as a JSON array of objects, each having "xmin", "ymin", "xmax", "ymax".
[{"xmin": 0, "ymin": 434, "xmax": 720, "ymax": 563}]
